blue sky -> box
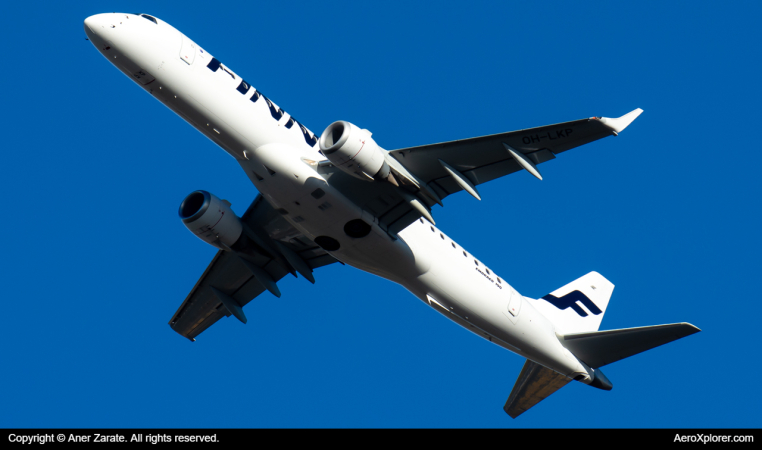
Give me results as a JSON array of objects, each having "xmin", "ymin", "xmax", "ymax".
[{"xmin": 1, "ymin": 2, "xmax": 760, "ymax": 427}]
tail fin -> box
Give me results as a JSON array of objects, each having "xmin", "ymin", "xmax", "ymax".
[
  {"xmin": 559, "ymin": 323, "xmax": 701, "ymax": 368},
  {"xmin": 530, "ymin": 271, "xmax": 614, "ymax": 334}
]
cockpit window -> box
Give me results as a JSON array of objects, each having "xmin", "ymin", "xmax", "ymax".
[{"xmin": 141, "ymin": 14, "xmax": 157, "ymax": 24}]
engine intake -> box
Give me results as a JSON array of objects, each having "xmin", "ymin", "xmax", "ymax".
[
  {"xmin": 179, "ymin": 190, "xmax": 243, "ymax": 250},
  {"xmin": 319, "ymin": 121, "xmax": 390, "ymax": 181}
]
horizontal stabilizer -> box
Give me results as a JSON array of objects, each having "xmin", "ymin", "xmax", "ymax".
[
  {"xmin": 560, "ymin": 322, "xmax": 701, "ymax": 368},
  {"xmin": 504, "ymin": 360, "xmax": 572, "ymax": 419}
]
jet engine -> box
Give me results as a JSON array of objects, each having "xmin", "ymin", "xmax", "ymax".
[
  {"xmin": 179, "ymin": 190, "xmax": 243, "ymax": 250},
  {"xmin": 319, "ymin": 121, "xmax": 390, "ymax": 181}
]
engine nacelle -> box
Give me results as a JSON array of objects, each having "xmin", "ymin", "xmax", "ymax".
[
  {"xmin": 319, "ymin": 121, "xmax": 390, "ymax": 181},
  {"xmin": 179, "ymin": 190, "xmax": 243, "ymax": 250}
]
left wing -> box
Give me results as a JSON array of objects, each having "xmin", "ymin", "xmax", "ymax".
[
  {"xmin": 169, "ymin": 195, "xmax": 337, "ymax": 341},
  {"xmin": 313, "ymin": 110, "xmax": 642, "ymax": 238},
  {"xmin": 388, "ymin": 109, "xmax": 642, "ymax": 201}
]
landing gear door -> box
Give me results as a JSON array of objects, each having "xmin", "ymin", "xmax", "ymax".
[{"xmin": 180, "ymin": 35, "xmax": 196, "ymax": 65}]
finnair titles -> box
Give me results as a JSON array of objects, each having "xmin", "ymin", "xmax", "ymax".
[{"xmin": 85, "ymin": 13, "xmax": 700, "ymax": 418}]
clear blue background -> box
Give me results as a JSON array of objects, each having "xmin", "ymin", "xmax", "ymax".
[{"xmin": 1, "ymin": 1, "xmax": 760, "ymax": 427}]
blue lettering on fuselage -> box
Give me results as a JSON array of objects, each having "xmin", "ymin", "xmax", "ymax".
[
  {"xmin": 236, "ymin": 79, "xmax": 250, "ymax": 94},
  {"xmin": 212, "ymin": 63, "xmax": 316, "ymax": 146},
  {"xmin": 286, "ymin": 117, "xmax": 319, "ymax": 147},
  {"xmin": 207, "ymin": 57, "xmax": 221, "ymax": 72},
  {"xmin": 261, "ymin": 95, "xmax": 284, "ymax": 121}
]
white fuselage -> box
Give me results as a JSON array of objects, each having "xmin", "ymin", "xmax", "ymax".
[{"xmin": 84, "ymin": 13, "xmax": 594, "ymax": 382}]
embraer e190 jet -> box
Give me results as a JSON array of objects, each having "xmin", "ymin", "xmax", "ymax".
[{"xmin": 84, "ymin": 12, "xmax": 699, "ymax": 418}]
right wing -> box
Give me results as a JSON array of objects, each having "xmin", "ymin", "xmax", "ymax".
[{"xmin": 168, "ymin": 195, "xmax": 337, "ymax": 341}]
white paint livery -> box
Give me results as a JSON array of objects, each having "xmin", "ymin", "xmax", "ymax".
[{"xmin": 84, "ymin": 13, "xmax": 700, "ymax": 418}]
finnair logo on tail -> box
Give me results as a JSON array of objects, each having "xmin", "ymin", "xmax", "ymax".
[{"xmin": 541, "ymin": 290, "xmax": 602, "ymax": 317}]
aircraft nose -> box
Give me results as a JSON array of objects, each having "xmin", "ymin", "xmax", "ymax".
[
  {"xmin": 84, "ymin": 13, "xmax": 103, "ymax": 32},
  {"xmin": 83, "ymin": 13, "xmax": 114, "ymax": 40}
]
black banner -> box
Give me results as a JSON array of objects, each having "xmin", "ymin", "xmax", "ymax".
[{"xmin": 0, "ymin": 429, "xmax": 759, "ymax": 445}]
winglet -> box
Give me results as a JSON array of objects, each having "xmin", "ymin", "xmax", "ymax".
[{"xmin": 599, "ymin": 108, "xmax": 643, "ymax": 134}]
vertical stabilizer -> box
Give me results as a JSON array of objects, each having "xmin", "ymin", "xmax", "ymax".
[{"xmin": 530, "ymin": 271, "xmax": 614, "ymax": 334}]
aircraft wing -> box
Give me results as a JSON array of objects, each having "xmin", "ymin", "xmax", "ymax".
[
  {"xmin": 388, "ymin": 109, "xmax": 643, "ymax": 201},
  {"xmin": 168, "ymin": 195, "xmax": 337, "ymax": 341},
  {"xmin": 315, "ymin": 110, "xmax": 641, "ymax": 238}
]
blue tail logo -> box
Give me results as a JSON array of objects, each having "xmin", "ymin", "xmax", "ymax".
[{"xmin": 540, "ymin": 290, "xmax": 602, "ymax": 317}]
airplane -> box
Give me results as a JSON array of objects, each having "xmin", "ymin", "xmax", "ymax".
[{"xmin": 84, "ymin": 12, "xmax": 700, "ymax": 418}]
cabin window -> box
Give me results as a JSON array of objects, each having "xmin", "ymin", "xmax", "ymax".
[
  {"xmin": 486, "ymin": 268, "xmax": 491, "ymax": 275},
  {"xmin": 474, "ymin": 260, "xmax": 479, "ymax": 266},
  {"xmin": 440, "ymin": 233, "xmax": 445, "ymax": 240},
  {"xmin": 463, "ymin": 251, "xmax": 467, "ymax": 257},
  {"xmin": 430, "ymin": 226, "xmax": 435, "ymax": 232},
  {"xmin": 451, "ymin": 243, "xmax": 456, "ymax": 249},
  {"xmin": 497, "ymin": 278, "xmax": 502, "ymax": 284},
  {"xmin": 141, "ymin": 14, "xmax": 157, "ymax": 24}
]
